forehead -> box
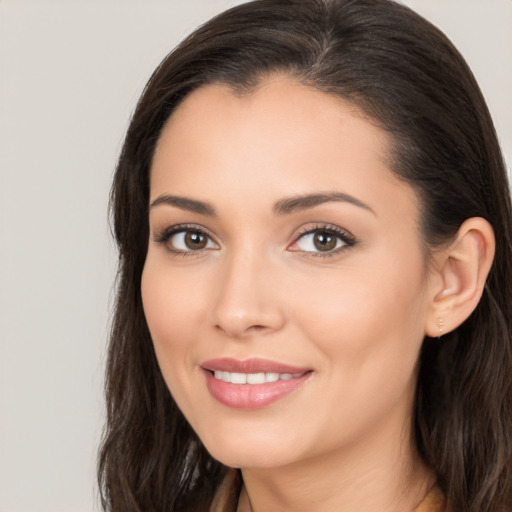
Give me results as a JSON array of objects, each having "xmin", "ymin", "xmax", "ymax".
[
  {"xmin": 150, "ymin": 77, "xmax": 416, "ymax": 223},
  {"xmin": 159, "ymin": 77, "xmax": 387, "ymax": 156}
]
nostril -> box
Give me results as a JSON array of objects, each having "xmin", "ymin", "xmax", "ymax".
[
  {"xmin": 211, "ymin": 301, "xmax": 286, "ymax": 338},
  {"xmin": 214, "ymin": 322, "xmax": 267, "ymax": 335}
]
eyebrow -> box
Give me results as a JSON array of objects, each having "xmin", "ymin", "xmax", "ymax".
[
  {"xmin": 273, "ymin": 192, "xmax": 375, "ymax": 216},
  {"xmin": 150, "ymin": 195, "xmax": 217, "ymax": 216},
  {"xmin": 150, "ymin": 191, "xmax": 375, "ymax": 217}
]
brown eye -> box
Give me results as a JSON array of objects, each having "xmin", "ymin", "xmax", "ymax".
[
  {"xmin": 290, "ymin": 226, "xmax": 354, "ymax": 255},
  {"xmin": 313, "ymin": 231, "xmax": 338, "ymax": 251},
  {"xmin": 158, "ymin": 228, "xmax": 218, "ymax": 253},
  {"xmin": 184, "ymin": 231, "xmax": 208, "ymax": 250}
]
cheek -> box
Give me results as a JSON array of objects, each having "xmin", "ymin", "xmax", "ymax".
[
  {"xmin": 141, "ymin": 261, "xmax": 204, "ymax": 383},
  {"xmin": 292, "ymin": 249, "xmax": 428, "ymax": 381},
  {"xmin": 141, "ymin": 258, "xmax": 218, "ymax": 433},
  {"xmin": 286, "ymin": 257, "xmax": 428, "ymax": 446}
]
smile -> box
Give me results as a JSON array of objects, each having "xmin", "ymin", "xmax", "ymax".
[
  {"xmin": 201, "ymin": 358, "xmax": 313, "ymax": 409},
  {"xmin": 213, "ymin": 371, "xmax": 304, "ymax": 384}
]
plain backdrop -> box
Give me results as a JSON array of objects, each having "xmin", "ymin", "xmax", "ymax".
[{"xmin": 0, "ymin": 1, "xmax": 510, "ymax": 511}]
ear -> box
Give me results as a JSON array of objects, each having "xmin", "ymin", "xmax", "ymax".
[{"xmin": 425, "ymin": 217, "xmax": 495, "ymax": 337}]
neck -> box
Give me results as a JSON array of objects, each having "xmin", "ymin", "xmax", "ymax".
[{"xmin": 237, "ymin": 414, "xmax": 435, "ymax": 512}]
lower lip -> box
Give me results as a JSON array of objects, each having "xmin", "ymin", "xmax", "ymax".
[{"xmin": 203, "ymin": 370, "xmax": 312, "ymax": 409}]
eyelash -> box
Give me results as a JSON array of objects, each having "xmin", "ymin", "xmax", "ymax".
[
  {"xmin": 153, "ymin": 224, "xmax": 218, "ymax": 257},
  {"xmin": 290, "ymin": 224, "xmax": 357, "ymax": 258},
  {"xmin": 153, "ymin": 223, "xmax": 357, "ymax": 258}
]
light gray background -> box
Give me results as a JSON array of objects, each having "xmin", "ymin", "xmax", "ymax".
[{"xmin": 0, "ymin": 1, "xmax": 510, "ymax": 511}]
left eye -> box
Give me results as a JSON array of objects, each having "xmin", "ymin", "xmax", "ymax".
[
  {"xmin": 167, "ymin": 230, "xmax": 217, "ymax": 251},
  {"xmin": 292, "ymin": 229, "xmax": 347, "ymax": 253}
]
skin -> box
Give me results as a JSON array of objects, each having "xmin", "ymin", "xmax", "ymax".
[{"xmin": 142, "ymin": 76, "xmax": 440, "ymax": 512}]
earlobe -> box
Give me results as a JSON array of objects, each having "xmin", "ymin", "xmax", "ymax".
[{"xmin": 425, "ymin": 217, "xmax": 495, "ymax": 337}]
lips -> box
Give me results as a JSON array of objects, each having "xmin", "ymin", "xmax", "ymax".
[{"xmin": 201, "ymin": 358, "xmax": 313, "ymax": 409}]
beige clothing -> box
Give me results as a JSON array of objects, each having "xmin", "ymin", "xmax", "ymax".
[{"xmin": 413, "ymin": 485, "xmax": 447, "ymax": 512}]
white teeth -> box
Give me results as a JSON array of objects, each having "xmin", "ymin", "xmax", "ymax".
[
  {"xmin": 246, "ymin": 372, "xmax": 265, "ymax": 384},
  {"xmin": 212, "ymin": 371, "xmax": 303, "ymax": 384},
  {"xmin": 214, "ymin": 370, "xmax": 234, "ymax": 383},
  {"xmin": 230, "ymin": 372, "xmax": 247, "ymax": 384}
]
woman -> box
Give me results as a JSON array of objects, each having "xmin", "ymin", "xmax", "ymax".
[{"xmin": 98, "ymin": 1, "xmax": 512, "ymax": 511}]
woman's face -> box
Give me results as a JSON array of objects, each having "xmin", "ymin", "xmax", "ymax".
[{"xmin": 142, "ymin": 77, "xmax": 434, "ymax": 470}]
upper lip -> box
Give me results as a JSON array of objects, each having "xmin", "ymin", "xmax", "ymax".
[{"xmin": 201, "ymin": 358, "xmax": 311, "ymax": 374}]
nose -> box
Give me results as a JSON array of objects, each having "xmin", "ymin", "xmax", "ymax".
[{"xmin": 210, "ymin": 250, "xmax": 286, "ymax": 339}]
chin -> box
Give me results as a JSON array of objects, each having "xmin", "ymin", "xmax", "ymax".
[
  {"xmin": 208, "ymin": 448, "xmax": 292, "ymax": 470},
  {"xmin": 199, "ymin": 429, "xmax": 298, "ymax": 470}
]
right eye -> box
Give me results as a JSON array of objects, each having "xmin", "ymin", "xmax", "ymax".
[{"xmin": 155, "ymin": 226, "xmax": 219, "ymax": 254}]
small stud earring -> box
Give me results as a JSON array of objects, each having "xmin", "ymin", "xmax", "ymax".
[{"xmin": 436, "ymin": 317, "xmax": 445, "ymax": 336}]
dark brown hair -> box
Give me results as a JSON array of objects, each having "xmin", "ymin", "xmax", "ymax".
[{"xmin": 98, "ymin": 1, "xmax": 512, "ymax": 511}]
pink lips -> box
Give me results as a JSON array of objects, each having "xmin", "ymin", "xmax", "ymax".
[{"xmin": 201, "ymin": 358, "xmax": 312, "ymax": 409}]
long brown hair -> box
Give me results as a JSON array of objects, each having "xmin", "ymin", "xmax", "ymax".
[{"xmin": 98, "ymin": 1, "xmax": 512, "ymax": 510}]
